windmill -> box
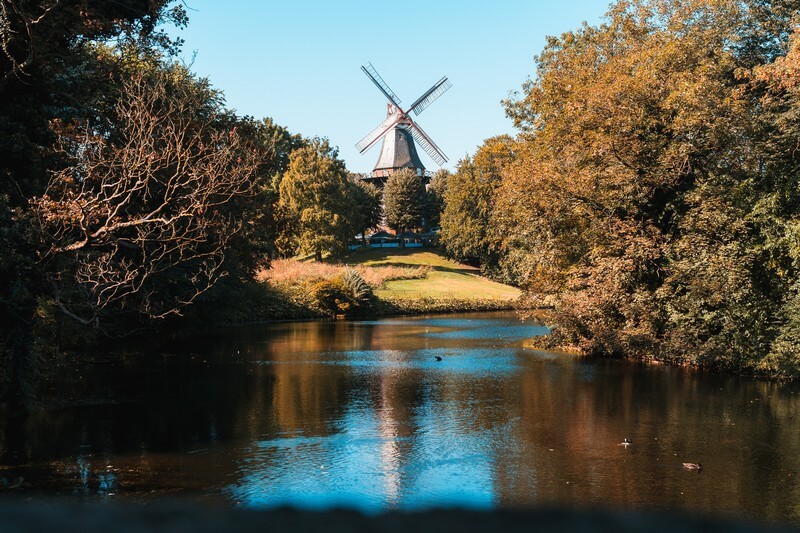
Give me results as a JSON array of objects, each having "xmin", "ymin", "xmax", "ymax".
[{"xmin": 356, "ymin": 63, "xmax": 451, "ymax": 186}]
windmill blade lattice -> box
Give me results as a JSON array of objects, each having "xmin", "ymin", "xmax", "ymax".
[
  {"xmin": 405, "ymin": 122, "xmax": 448, "ymax": 166},
  {"xmin": 356, "ymin": 62, "xmax": 450, "ymax": 173},
  {"xmin": 408, "ymin": 77, "xmax": 452, "ymax": 116},
  {"xmin": 356, "ymin": 114, "xmax": 399, "ymax": 153},
  {"xmin": 361, "ymin": 63, "xmax": 402, "ymax": 109}
]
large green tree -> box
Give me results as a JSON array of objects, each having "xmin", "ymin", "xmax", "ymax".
[
  {"xmin": 277, "ymin": 140, "xmax": 354, "ymax": 261},
  {"xmin": 383, "ymin": 168, "xmax": 424, "ymax": 246},
  {"xmin": 232, "ymin": 116, "xmax": 305, "ymax": 266},
  {"xmin": 440, "ymin": 135, "xmax": 515, "ymax": 271}
]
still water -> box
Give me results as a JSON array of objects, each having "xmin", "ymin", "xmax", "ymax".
[{"xmin": 2, "ymin": 312, "xmax": 800, "ymax": 523}]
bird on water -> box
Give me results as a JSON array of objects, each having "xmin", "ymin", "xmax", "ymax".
[
  {"xmin": 435, "ymin": 356, "xmax": 443, "ymax": 362},
  {"xmin": 682, "ymin": 462, "xmax": 703, "ymax": 471}
]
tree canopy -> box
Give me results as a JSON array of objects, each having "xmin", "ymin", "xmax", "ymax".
[
  {"xmin": 437, "ymin": 0, "xmax": 800, "ymax": 376},
  {"xmin": 277, "ymin": 140, "xmax": 354, "ymax": 261},
  {"xmin": 34, "ymin": 66, "xmax": 262, "ymax": 327},
  {"xmin": 0, "ymin": 0, "xmax": 319, "ymax": 402},
  {"xmin": 348, "ymin": 175, "xmax": 383, "ymax": 244},
  {"xmin": 440, "ymin": 135, "xmax": 515, "ymax": 271},
  {"xmin": 423, "ymin": 169, "xmax": 449, "ymax": 232},
  {"xmin": 383, "ymin": 168, "xmax": 425, "ymax": 242}
]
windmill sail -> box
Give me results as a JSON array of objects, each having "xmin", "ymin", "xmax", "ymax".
[
  {"xmin": 408, "ymin": 77, "xmax": 452, "ymax": 116},
  {"xmin": 357, "ymin": 63, "xmax": 450, "ymax": 178},
  {"xmin": 405, "ymin": 122, "xmax": 448, "ymax": 166},
  {"xmin": 356, "ymin": 114, "xmax": 399, "ymax": 153},
  {"xmin": 361, "ymin": 63, "xmax": 402, "ymax": 109}
]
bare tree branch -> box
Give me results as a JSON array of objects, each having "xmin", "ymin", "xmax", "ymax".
[{"xmin": 33, "ymin": 69, "xmax": 262, "ymax": 327}]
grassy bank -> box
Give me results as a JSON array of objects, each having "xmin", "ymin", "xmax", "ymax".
[
  {"xmin": 344, "ymin": 249, "xmax": 520, "ymax": 301},
  {"xmin": 252, "ymin": 248, "xmax": 522, "ymax": 320}
]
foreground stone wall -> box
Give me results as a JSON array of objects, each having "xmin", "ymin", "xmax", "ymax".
[{"xmin": 0, "ymin": 505, "xmax": 792, "ymax": 533}]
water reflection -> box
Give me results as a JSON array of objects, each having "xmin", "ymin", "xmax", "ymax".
[{"xmin": 1, "ymin": 313, "xmax": 799, "ymax": 524}]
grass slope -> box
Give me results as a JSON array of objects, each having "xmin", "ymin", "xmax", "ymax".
[{"xmin": 341, "ymin": 248, "xmax": 521, "ymax": 302}]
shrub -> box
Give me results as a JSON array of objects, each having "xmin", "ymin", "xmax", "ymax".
[
  {"xmin": 309, "ymin": 278, "xmax": 351, "ymax": 316},
  {"xmin": 342, "ymin": 268, "xmax": 372, "ymax": 301}
]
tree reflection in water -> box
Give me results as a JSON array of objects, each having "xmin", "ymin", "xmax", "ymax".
[{"xmin": 0, "ymin": 313, "xmax": 799, "ymax": 524}]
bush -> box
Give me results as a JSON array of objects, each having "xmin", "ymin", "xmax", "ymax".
[
  {"xmin": 308, "ymin": 269, "xmax": 375, "ymax": 317},
  {"xmin": 341, "ymin": 268, "xmax": 372, "ymax": 301}
]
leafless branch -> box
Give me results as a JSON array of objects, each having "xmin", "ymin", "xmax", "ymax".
[{"xmin": 33, "ymin": 70, "xmax": 261, "ymax": 327}]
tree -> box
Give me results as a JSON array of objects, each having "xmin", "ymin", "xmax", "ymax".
[
  {"xmin": 346, "ymin": 175, "xmax": 382, "ymax": 245},
  {"xmin": 499, "ymin": 0, "xmax": 753, "ymax": 357},
  {"xmin": 277, "ymin": 139, "xmax": 353, "ymax": 261},
  {"xmin": 0, "ymin": 0, "xmax": 186, "ymax": 402},
  {"xmin": 232, "ymin": 116, "xmax": 305, "ymax": 266},
  {"xmin": 383, "ymin": 168, "xmax": 424, "ymax": 246},
  {"xmin": 33, "ymin": 66, "xmax": 262, "ymax": 329},
  {"xmin": 0, "ymin": 0, "xmax": 186, "ymax": 91},
  {"xmin": 440, "ymin": 135, "xmax": 514, "ymax": 269},
  {"xmin": 494, "ymin": 0, "xmax": 800, "ymax": 374},
  {"xmin": 423, "ymin": 168, "xmax": 448, "ymax": 232}
]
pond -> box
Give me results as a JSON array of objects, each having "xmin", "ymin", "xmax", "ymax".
[{"xmin": 1, "ymin": 312, "xmax": 799, "ymax": 525}]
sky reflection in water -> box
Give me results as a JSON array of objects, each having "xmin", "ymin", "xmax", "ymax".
[
  {"xmin": 3, "ymin": 312, "xmax": 800, "ymax": 525},
  {"xmin": 232, "ymin": 339, "xmax": 527, "ymax": 512}
]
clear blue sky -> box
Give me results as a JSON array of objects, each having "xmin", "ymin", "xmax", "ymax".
[{"xmin": 172, "ymin": 1, "xmax": 609, "ymax": 172}]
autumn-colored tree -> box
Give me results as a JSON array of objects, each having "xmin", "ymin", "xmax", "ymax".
[
  {"xmin": 277, "ymin": 140, "xmax": 353, "ymax": 261},
  {"xmin": 383, "ymin": 168, "xmax": 424, "ymax": 246},
  {"xmin": 440, "ymin": 135, "xmax": 515, "ymax": 270},
  {"xmin": 497, "ymin": 0, "xmax": 800, "ymax": 374},
  {"xmin": 742, "ymin": 27, "xmax": 800, "ymax": 374},
  {"xmin": 0, "ymin": 0, "xmax": 187, "ymax": 403}
]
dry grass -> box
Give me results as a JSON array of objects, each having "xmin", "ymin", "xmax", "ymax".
[{"xmin": 257, "ymin": 259, "xmax": 429, "ymax": 288}]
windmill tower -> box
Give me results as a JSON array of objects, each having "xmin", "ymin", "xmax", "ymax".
[{"xmin": 356, "ymin": 63, "xmax": 451, "ymax": 186}]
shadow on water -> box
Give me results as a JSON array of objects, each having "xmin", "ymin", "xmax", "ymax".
[{"xmin": 1, "ymin": 312, "xmax": 800, "ymax": 525}]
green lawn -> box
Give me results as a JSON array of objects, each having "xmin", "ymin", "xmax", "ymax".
[{"xmin": 341, "ymin": 248, "xmax": 522, "ymax": 301}]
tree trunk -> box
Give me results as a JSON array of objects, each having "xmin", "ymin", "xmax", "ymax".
[
  {"xmin": 399, "ymin": 227, "xmax": 405, "ymax": 248},
  {"xmin": 315, "ymin": 248, "xmax": 322, "ymax": 262}
]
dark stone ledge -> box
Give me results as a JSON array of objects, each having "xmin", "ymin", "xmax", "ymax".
[{"xmin": 0, "ymin": 504, "xmax": 793, "ymax": 533}]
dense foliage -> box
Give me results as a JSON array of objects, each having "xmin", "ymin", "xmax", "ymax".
[
  {"xmin": 0, "ymin": 0, "xmax": 194, "ymax": 402},
  {"xmin": 440, "ymin": 135, "xmax": 515, "ymax": 272},
  {"xmin": 277, "ymin": 140, "xmax": 359, "ymax": 261},
  {"xmin": 347, "ymin": 175, "xmax": 383, "ymax": 245},
  {"xmin": 383, "ymin": 168, "xmax": 425, "ymax": 243},
  {"xmin": 439, "ymin": 0, "xmax": 800, "ymax": 376},
  {"xmin": 422, "ymin": 169, "xmax": 449, "ymax": 232},
  {"xmin": 0, "ymin": 0, "xmax": 365, "ymax": 402}
]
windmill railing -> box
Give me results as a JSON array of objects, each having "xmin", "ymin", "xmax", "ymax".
[{"xmin": 359, "ymin": 169, "xmax": 435, "ymax": 183}]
